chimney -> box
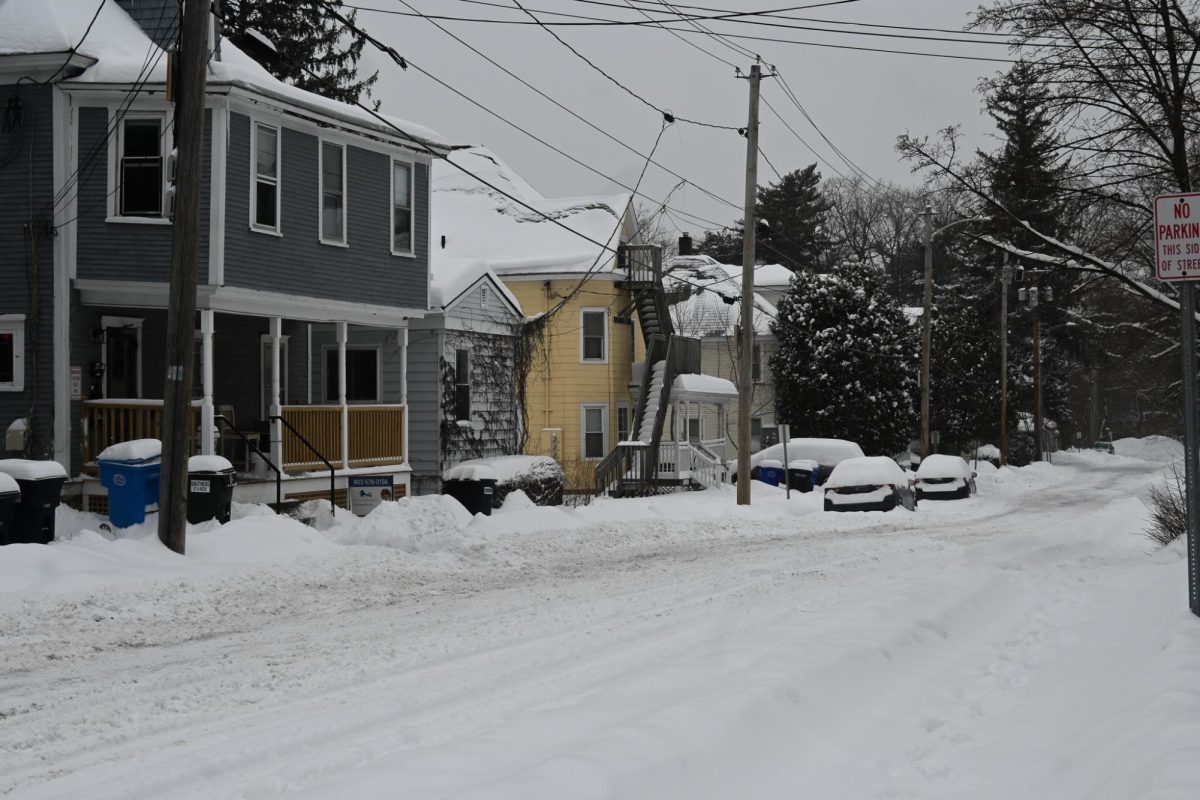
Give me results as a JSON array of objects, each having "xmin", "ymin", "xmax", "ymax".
[{"xmin": 678, "ymin": 232, "xmax": 693, "ymax": 256}]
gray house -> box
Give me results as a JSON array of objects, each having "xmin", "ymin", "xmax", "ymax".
[
  {"xmin": 407, "ymin": 264, "xmax": 523, "ymax": 496},
  {"xmin": 0, "ymin": 0, "xmax": 449, "ymax": 508}
]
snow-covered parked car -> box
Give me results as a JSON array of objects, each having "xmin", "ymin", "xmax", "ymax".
[
  {"xmin": 735, "ymin": 438, "xmax": 865, "ymax": 485},
  {"xmin": 823, "ymin": 456, "xmax": 917, "ymax": 512},
  {"xmin": 913, "ymin": 454, "xmax": 977, "ymax": 501}
]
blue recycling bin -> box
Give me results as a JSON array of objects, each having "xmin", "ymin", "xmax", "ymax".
[
  {"xmin": 98, "ymin": 439, "xmax": 162, "ymax": 529},
  {"xmin": 756, "ymin": 459, "xmax": 785, "ymax": 487}
]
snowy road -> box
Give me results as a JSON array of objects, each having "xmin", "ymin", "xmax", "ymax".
[{"xmin": 3, "ymin": 452, "xmax": 1199, "ymax": 798}]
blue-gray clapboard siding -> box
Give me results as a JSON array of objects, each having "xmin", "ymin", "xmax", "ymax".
[
  {"xmin": 115, "ymin": 1, "xmax": 180, "ymax": 50},
  {"xmin": 223, "ymin": 113, "xmax": 429, "ymax": 309},
  {"xmin": 406, "ymin": 326, "xmax": 442, "ymax": 494},
  {"xmin": 0, "ymin": 83, "xmax": 56, "ymax": 459},
  {"xmin": 75, "ymin": 106, "xmax": 212, "ymax": 283}
]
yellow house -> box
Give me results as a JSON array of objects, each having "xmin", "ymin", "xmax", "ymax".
[{"xmin": 432, "ymin": 147, "xmax": 639, "ymax": 489}]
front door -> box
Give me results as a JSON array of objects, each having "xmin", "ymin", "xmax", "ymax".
[{"xmin": 104, "ymin": 325, "xmax": 140, "ymax": 398}]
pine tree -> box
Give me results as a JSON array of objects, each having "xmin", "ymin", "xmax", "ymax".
[
  {"xmin": 221, "ymin": 0, "xmax": 378, "ymax": 108},
  {"xmin": 979, "ymin": 60, "xmax": 1070, "ymax": 249},
  {"xmin": 696, "ymin": 164, "xmax": 830, "ymax": 271},
  {"xmin": 770, "ymin": 259, "xmax": 918, "ymax": 456}
]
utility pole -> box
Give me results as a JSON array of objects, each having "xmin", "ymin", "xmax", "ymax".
[
  {"xmin": 1032, "ymin": 293, "xmax": 1043, "ymax": 460},
  {"xmin": 920, "ymin": 205, "xmax": 934, "ymax": 460},
  {"xmin": 737, "ymin": 62, "xmax": 761, "ymax": 506},
  {"xmin": 158, "ymin": 0, "xmax": 210, "ymax": 554},
  {"xmin": 999, "ymin": 254, "xmax": 1012, "ymax": 466}
]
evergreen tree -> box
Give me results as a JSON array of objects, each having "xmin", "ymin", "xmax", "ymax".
[
  {"xmin": 696, "ymin": 164, "xmax": 830, "ymax": 271},
  {"xmin": 979, "ymin": 60, "xmax": 1070, "ymax": 248},
  {"xmin": 770, "ymin": 259, "xmax": 918, "ymax": 455},
  {"xmin": 221, "ymin": 0, "xmax": 378, "ymax": 107},
  {"xmin": 757, "ymin": 164, "xmax": 831, "ymax": 270}
]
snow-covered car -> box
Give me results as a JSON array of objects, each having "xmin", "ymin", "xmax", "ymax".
[
  {"xmin": 735, "ymin": 438, "xmax": 865, "ymax": 485},
  {"xmin": 823, "ymin": 456, "xmax": 917, "ymax": 512},
  {"xmin": 913, "ymin": 454, "xmax": 977, "ymax": 500}
]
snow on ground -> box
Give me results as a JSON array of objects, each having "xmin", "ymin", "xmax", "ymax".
[{"xmin": 1, "ymin": 443, "xmax": 1199, "ymax": 798}]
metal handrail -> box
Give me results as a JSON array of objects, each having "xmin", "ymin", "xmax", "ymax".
[
  {"xmin": 270, "ymin": 414, "xmax": 337, "ymax": 517},
  {"xmin": 214, "ymin": 415, "xmax": 282, "ymax": 507}
]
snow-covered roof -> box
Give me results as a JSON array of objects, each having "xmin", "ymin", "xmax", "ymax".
[
  {"xmin": 665, "ymin": 255, "xmax": 776, "ymax": 336},
  {"xmin": 737, "ymin": 263, "xmax": 796, "ymax": 289},
  {"xmin": 0, "ymin": 0, "xmax": 448, "ymax": 152},
  {"xmin": 432, "ymin": 146, "xmax": 632, "ymax": 278},
  {"xmin": 672, "ymin": 373, "xmax": 738, "ymax": 399},
  {"xmin": 429, "ymin": 257, "xmax": 522, "ymax": 317}
]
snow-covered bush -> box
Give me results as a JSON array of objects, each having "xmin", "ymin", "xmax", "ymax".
[
  {"xmin": 446, "ymin": 455, "xmax": 564, "ymax": 508},
  {"xmin": 1145, "ymin": 460, "xmax": 1186, "ymax": 547},
  {"xmin": 770, "ymin": 259, "xmax": 918, "ymax": 456}
]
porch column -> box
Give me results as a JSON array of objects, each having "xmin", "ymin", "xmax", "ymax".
[
  {"xmin": 400, "ymin": 327, "xmax": 409, "ymax": 464},
  {"xmin": 269, "ymin": 317, "xmax": 283, "ymax": 470},
  {"xmin": 200, "ymin": 309, "xmax": 215, "ymax": 456},
  {"xmin": 338, "ymin": 321, "xmax": 349, "ymax": 469}
]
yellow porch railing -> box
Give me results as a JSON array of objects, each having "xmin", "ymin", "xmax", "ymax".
[
  {"xmin": 279, "ymin": 404, "xmax": 406, "ymax": 472},
  {"xmin": 82, "ymin": 399, "xmax": 200, "ymax": 470}
]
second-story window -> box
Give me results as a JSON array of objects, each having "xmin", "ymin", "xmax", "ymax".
[
  {"xmin": 581, "ymin": 309, "xmax": 607, "ymax": 362},
  {"xmin": 320, "ymin": 141, "xmax": 346, "ymax": 244},
  {"xmin": 119, "ymin": 117, "xmax": 164, "ymax": 217},
  {"xmin": 392, "ymin": 159, "xmax": 413, "ymax": 255},
  {"xmin": 752, "ymin": 342, "xmax": 763, "ymax": 382},
  {"xmin": 252, "ymin": 123, "xmax": 280, "ymax": 232}
]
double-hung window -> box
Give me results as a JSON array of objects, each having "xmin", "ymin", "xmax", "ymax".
[
  {"xmin": 252, "ymin": 123, "xmax": 280, "ymax": 232},
  {"xmin": 320, "ymin": 141, "xmax": 346, "ymax": 244},
  {"xmin": 581, "ymin": 309, "xmax": 607, "ymax": 362},
  {"xmin": 582, "ymin": 404, "xmax": 608, "ymax": 460},
  {"xmin": 454, "ymin": 349, "xmax": 471, "ymax": 421},
  {"xmin": 118, "ymin": 117, "xmax": 165, "ymax": 217},
  {"xmin": 391, "ymin": 159, "xmax": 413, "ymax": 254},
  {"xmin": 0, "ymin": 315, "xmax": 25, "ymax": 392}
]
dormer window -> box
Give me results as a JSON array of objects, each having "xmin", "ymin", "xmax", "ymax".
[{"xmin": 118, "ymin": 117, "xmax": 165, "ymax": 217}]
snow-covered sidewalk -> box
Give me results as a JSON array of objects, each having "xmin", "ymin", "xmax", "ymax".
[{"xmin": 2, "ymin": 446, "xmax": 1198, "ymax": 798}]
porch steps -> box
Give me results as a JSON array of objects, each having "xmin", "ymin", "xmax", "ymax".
[{"xmin": 637, "ymin": 360, "xmax": 667, "ymax": 442}]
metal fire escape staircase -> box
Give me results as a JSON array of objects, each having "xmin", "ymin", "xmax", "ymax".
[{"xmin": 595, "ymin": 245, "xmax": 694, "ymax": 497}]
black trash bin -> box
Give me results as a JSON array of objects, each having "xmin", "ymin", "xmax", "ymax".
[
  {"xmin": 0, "ymin": 474, "xmax": 20, "ymax": 545},
  {"xmin": 442, "ymin": 464, "xmax": 498, "ymax": 516},
  {"xmin": 186, "ymin": 455, "xmax": 237, "ymax": 525},
  {"xmin": 0, "ymin": 459, "xmax": 68, "ymax": 545},
  {"xmin": 786, "ymin": 459, "xmax": 820, "ymax": 494}
]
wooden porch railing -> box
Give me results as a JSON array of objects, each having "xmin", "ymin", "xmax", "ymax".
[
  {"xmin": 82, "ymin": 399, "xmax": 200, "ymax": 470},
  {"xmin": 279, "ymin": 404, "xmax": 406, "ymax": 472}
]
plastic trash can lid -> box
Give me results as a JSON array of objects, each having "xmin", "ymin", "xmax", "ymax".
[
  {"xmin": 188, "ymin": 455, "xmax": 234, "ymax": 473},
  {"xmin": 758, "ymin": 459, "xmax": 783, "ymax": 469},
  {"xmin": 0, "ymin": 472, "xmax": 19, "ymax": 494},
  {"xmin": 0, "ymin": 458, "xmax": 68, "ymax": 480},
  {"xmin": 788, "ymin": 458, "xmax": 819, "ymax": 470},
  {"xmin": 97, "ymin": 438, "xmax": 162, "ymax": 464}
]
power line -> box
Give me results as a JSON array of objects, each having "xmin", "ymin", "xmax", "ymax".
[{"xmin": 510, "ymin": 0, "xmax": 743, "ymax": 131}]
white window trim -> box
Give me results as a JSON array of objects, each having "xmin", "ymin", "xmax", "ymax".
[
  {"xmin": 0, "ymin": 314, "xmax": 26, "ymax": 392},
  {"xmin": 580, "ymin": 307, "xmax": 609, "ymax": 364},
  {"xmin": 321, "ymin": 343, "xmax": 382, "ymax": 404},
  {"xmin": 390, "ymin": 157, "xmax": 415, "ymax": 257},
  {"xmin": 318, "ymin": 139, "xmax": 348, "ymax": 247},
  {"xmin": 107, "ymin": 110, "xmax": 171, "ymax": 224},
  {"xmin": 250, "ymin": 121, "xmax": 282, "ymax": 235},
  {"xmin": 581, "ymin": 402, "xmax": 609, "ymax": 461},
  {"xmin": 100, "ymin": 315, "xmax": 143, "ymax": 399}
]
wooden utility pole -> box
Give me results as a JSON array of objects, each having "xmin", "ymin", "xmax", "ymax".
[
  {"xmin": 158, "ymin": 0, "xmax": 210, "ymax": 554},
  {"xmin": 999, "ymin": 254, "xmax": 1011, "ymax": 466},
  {"xmin": 920, "ymin": 205, "xmax": 934, "ymax": 460},
  {"xmin": 737, "ymin": 62, "xmax": 761, "ymax": 506}
]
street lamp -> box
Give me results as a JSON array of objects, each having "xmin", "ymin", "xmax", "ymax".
[{"xmin": 920, "ymin": 207, "xmax": 980, "ymax": 460}]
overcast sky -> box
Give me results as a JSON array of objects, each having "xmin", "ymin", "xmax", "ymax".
[{"xmin": 356, "ymin": 0, "xmax": 1002, "ymax": 231}]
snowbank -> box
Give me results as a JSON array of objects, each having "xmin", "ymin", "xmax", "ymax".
[{"xmin": 1114, "ymin": 435, "xmax": 1182, "ymax": 463}]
